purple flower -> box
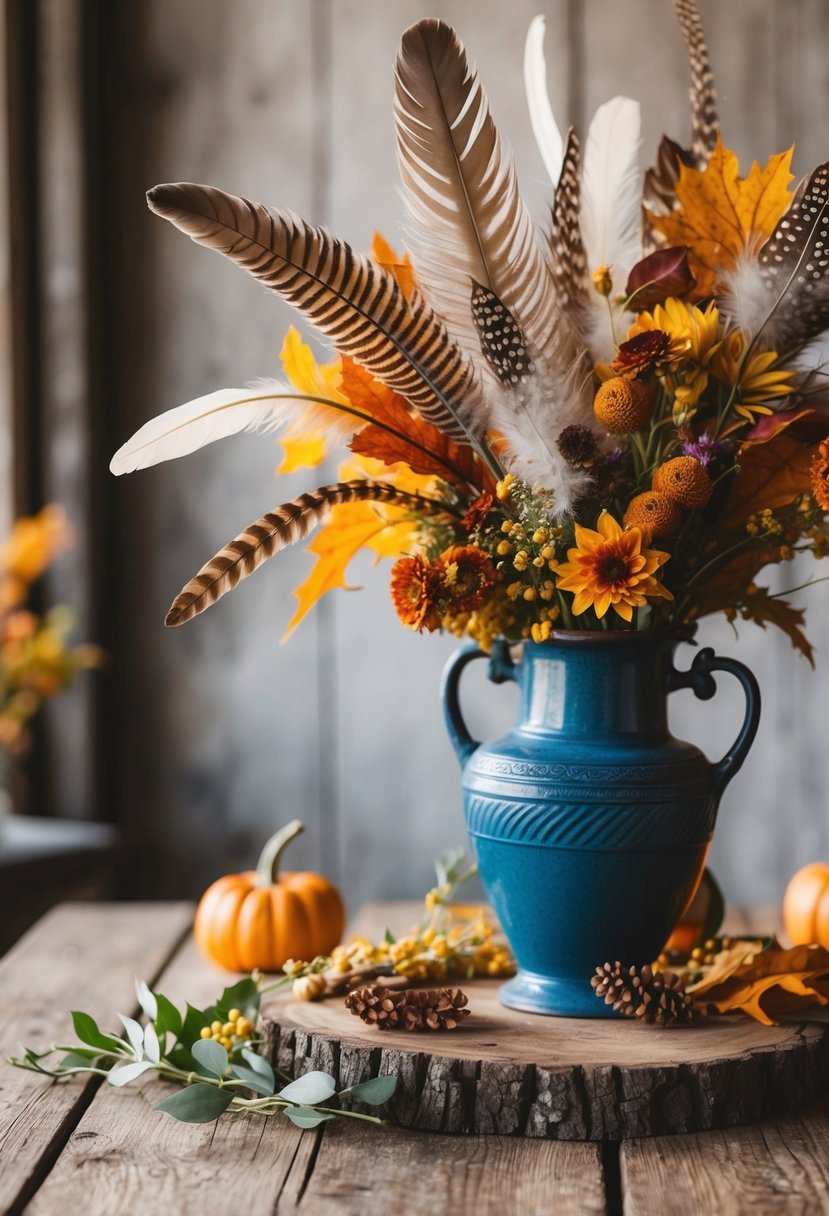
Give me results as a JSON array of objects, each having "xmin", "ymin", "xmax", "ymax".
[{"xmin": 680, "ymin": 433, "xmax": 730, "ymax": 467}]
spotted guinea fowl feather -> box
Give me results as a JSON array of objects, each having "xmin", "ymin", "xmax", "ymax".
[
  {"xmin": 146, "ymin": 183, "xmax": 485, "ymax": 447},
  {"xmin": 394, "ymin": 19, "xmax": 559, "ymax": 367},
  {"xmin": 165, "ymin": 480, "xmax": 452, "ymax": 627}
]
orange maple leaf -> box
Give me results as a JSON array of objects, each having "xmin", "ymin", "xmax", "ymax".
[
  {"xmin": 647, "ymin": 137, "xmax": 794, "ymax": 297},
  {"xmin": 341, "ymin": 359, "xmax": 489, "ymax": 492},
  {"xmin": 371, "ymin": 232, "xmax": 415, "ymax": 299},
  {"xmin": 282, "ymin": 499, "xmax": 416, "ymax": 640}
]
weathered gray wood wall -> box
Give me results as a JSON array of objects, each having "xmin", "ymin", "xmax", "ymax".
[{"xmin": 102, "ymin": 0, "xmax": 829, "ymax": 911}]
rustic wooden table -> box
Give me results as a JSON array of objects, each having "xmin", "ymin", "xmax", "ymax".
[{"xmin": 1, "ymin": 902, "xmax": 828, "ymax": 1216}]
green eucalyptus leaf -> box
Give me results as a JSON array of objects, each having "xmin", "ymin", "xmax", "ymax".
[
  {"xmin": 229, "ymin": 1063, "xmax": 275, "ymax": 1096},
  {"xmin": 154, "ymin": 994, "xmax": 182, "ymax": 1039},
  {"xmin": 277, "ymin": 1070, "xmax": 336, "ymax": 1105},
  {"xmin": 178, "ymin": 1003, "xmax": 211, "ymax": 1050},
  {"xmin": 282, "ymin": 1105, "xmax": 337, "ymax": 1129},
  {"xmin": 218, "ymin": 977, "xmax": 260, "ymax": 1019},
  {"xmin": 155, "ymin": 1084, "xmax": 234, "ymax": 1123},
  {"xmin": 70, "ymin": 1012, "xmax": 124, "ymax": 1054},
  {"xmin": 108, "ymin": 1060, "xmax": 154, "ymax": 1087},
  {"xmin": 59, "ymin": 1051, "xmax": 101, "ymax": 1070},
  {"xmin": 344, "ymin": 1074, "xmax": 398, "ymax": 1106},
  {"xmin": 135, "ymin": 979, "xmax": 158, "ymax": 1021},
  {"xmin": 241, "ymin": 1048, "xmax": 275, "ymax": 1088},
  {"xmin": 191, "ymin": 1038, "xmax": 228, "ymax": 1077},
  {"xmin": 384, "ymin": 928, "xmax": 396, "ymax": 945}
]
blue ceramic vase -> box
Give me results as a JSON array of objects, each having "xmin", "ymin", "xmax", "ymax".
[{"xmin": 441, "ymin": 632, "xmax": 760, "ymax": 1017}]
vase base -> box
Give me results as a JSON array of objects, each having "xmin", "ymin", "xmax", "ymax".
[{"xmin": 499, "ymin": 970, "xmax": 619, "ymax": 1018}]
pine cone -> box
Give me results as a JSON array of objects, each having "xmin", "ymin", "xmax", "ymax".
[
  {"xmin": 344, "ymin": 985, "xmax": 471, "ymax": 1031},
  {"xmin": 591, "ymin": 961, "xmax": 700, "ymax": 1027}
]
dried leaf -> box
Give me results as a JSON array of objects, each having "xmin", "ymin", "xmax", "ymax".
[
  {"xmin": 342, "ymin": 360, "xmax": 487, "ymax": 491},
  {"xmin": 688, "ymin": 941, "xmax": 829, "ymax": 1025},
  {"xmin": 276, "ymin": 327, "xmax": 349, "ymax": 474},
  {"xmin": 283, "ymin": 500, "xmax": 417, "ymax": 641},
  {"xmin": 625, "ymin": 246, "xmax": 695, "ymax": 308},
  {"xmin": 647, "ymin": 138, "xmax": 795, "ymax": 297},
  {"xmin": 739, "ymin": 589, "xmax": 814, "ymax": 666},
  {"xmin": 723, "ymin": 431, "xmax": 814, "ymax": 525},
  {"xmin": 742, "ymin": 407, "xmax": 821, "ymax": 447}
]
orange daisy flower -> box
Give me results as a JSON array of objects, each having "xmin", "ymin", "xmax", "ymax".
[
  {"xmin": 440, "ymin": 546, "xmax": 496, "ymax": 614},
  {"xmin": 553, "ymin": 512, "xmax": 673, "ymax": 623},
  {"xmin": 810, "ymin": 439, "xmax": 829, "ymax": 512},
  {"xmin": 390, "ymin": 555, "xmax": 443, "ymax": 632}
]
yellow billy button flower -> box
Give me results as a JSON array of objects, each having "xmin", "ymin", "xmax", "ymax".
[{"xmin": 553, "ymin": 512, "xmax": 673, "ymax": 623}]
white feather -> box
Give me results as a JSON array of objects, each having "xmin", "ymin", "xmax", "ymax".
[
  {"xmin": 720, "ymin": 257, "xmax": 774, "ymax": 339},
  {"xmin": 110, "ymin": 380, "xmax": 355, "ymax": 475},
  {"xmin": 486, "ymin": 364, "xmax": 595, "ymax": 515},
  {"xmin": 524, "ymin": 16, "xmax": 564, "ymax": 187},
  {"xmin": 581, "ymin": 97, "xmax": 642, "ymax": 278}
]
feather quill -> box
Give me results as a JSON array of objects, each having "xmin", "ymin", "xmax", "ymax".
[
  {"xmin": 165, "ymin": 480, "xmax": 450, "ymax": 627},
  {"xmin": 394, "ymin": 19, "xmax": 559, "ymax": 363},
  {"xmin": 109, "ymin": 381, "xmax": 356, "ymax": 475},
  {"xmin": 146, "ymin": 183, "xmax": 485, "ymax": 448},
  {"xmin": 523, "ymin": 16, "xmax": 564, "ymax": 188}
]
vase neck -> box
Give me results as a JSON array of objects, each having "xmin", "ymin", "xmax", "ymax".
[{"xmin": 516, "ymin": 638, "xmax": 675, "ymax": 740}]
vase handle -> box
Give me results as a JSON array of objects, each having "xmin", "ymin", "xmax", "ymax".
[
  {"xmin": 667, "ymin": 646, "xmax": 761, "ymax": 799},
  {"xmin": 441, "ymin": 640, "xmax": 516, "ymax": 767}
]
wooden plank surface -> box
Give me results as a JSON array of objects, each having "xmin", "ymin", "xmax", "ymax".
[
  {"xmin": 299, "ymin": 1125, "xmax": 605, "ymax": 1216},
  {"xmin": 0, "ymin": 901, "xmax": 192, "ymax": 1215},
  {"xmin": 25, "ymin": 905, "xmax": 606, "ymax": 1215},
  {"xmin": 621, "ymin": 1102, "xmax": 829, "ymax": 1216}
]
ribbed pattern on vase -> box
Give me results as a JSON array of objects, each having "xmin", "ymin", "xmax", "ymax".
[{"xmin": 465, "ymin": 794, "xmax": 716, "ymax": 849}]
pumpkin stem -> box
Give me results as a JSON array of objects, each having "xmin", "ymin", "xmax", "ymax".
[{"xmin": 255, "ymin": 819, "xmax": 305, "ymax": 888}]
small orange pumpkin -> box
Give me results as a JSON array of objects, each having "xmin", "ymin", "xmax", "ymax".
[
  {"xmin": 194, "ymin": 819, "xmax": 345, "ymax": 971},
  {"xmin": 783, "ymin": 862, "xmax": 829, "ymax": 948}
]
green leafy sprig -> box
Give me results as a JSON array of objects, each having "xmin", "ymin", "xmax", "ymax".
[{"xmin": 8, "ymin": 974, "xmax": 397, "ymax": 1128}]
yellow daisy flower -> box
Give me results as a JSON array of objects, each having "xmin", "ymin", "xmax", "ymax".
[
  {"xmin": 553, "ymin": 512, "xmax": 673, "ymax": 623},
  {"xmin": 712, "ymin": 330, "xmax": 794, "ymax": 423}
]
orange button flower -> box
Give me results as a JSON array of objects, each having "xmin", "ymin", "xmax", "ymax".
[{"xmin": 553, "ymin": 512, "xmax": 673, "ymax": 623}]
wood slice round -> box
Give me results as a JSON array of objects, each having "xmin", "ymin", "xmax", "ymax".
[{"xmin": 262, "ymin": 980, "xmax": 829, "ymax": 1140}]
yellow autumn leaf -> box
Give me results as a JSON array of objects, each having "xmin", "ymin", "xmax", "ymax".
[
  {"xmin": 282, "ymin": 499, "xmax": 416, "ymax": 640},
  {"xmin": 338, "ymin": 452, "xmax": 438, "ymax": 497},
  {"xmin": 688, "ymin": 940, "xmax": 829, "ymax": 1025},
  {"xmin": 277, "ymin": 434, "xmax": 327, "ymax": 474},
  {"xmin": 275, "ymin": 327, "xmax": 348, "ymax": 474},
  {"xmin": 647, "ymin": 137, "xmax": 794, "ymax": 297}
]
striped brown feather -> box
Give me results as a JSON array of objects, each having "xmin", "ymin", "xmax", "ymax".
[
  {"xmin": 146, "ymin": 183, "xmax": 484, "ymax": 445},
  {"xmin": 549, "ymin": 129, "xmax": 591, "ymax": 326},
  {"xmin": 674, "ymin": 0, "xmax": 718, "ymax": 165},
  {"xmin": 165, "ymin": 480, "xmax": 453, "ymax": 627}
]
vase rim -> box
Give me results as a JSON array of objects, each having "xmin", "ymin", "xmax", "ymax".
[{"xmin": 531, "ymin": 625, "xmax": 697, "ymax": 646}]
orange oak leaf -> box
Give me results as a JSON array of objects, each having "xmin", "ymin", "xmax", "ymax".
[
  {"xmin": 371, "ymin": 232, "xmax": 415, "ymax": 299},
  {"xmin": 723, "ymin": 431, "xmax": 814, "ymax": 525},
  {"xmin": 283, "ymin": 499, "xmax": 416, "ymax": 640},
  {"xmin": 688, "ymin": 941, "xmax": 829, "ymax": 1025},
  {"xmin": 341, "ymin": 359, "xmax": 489, "ymax": 492},
  {"xmin": 647, "ymin": 138, "xmax": 794, "ymax": 297}
]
